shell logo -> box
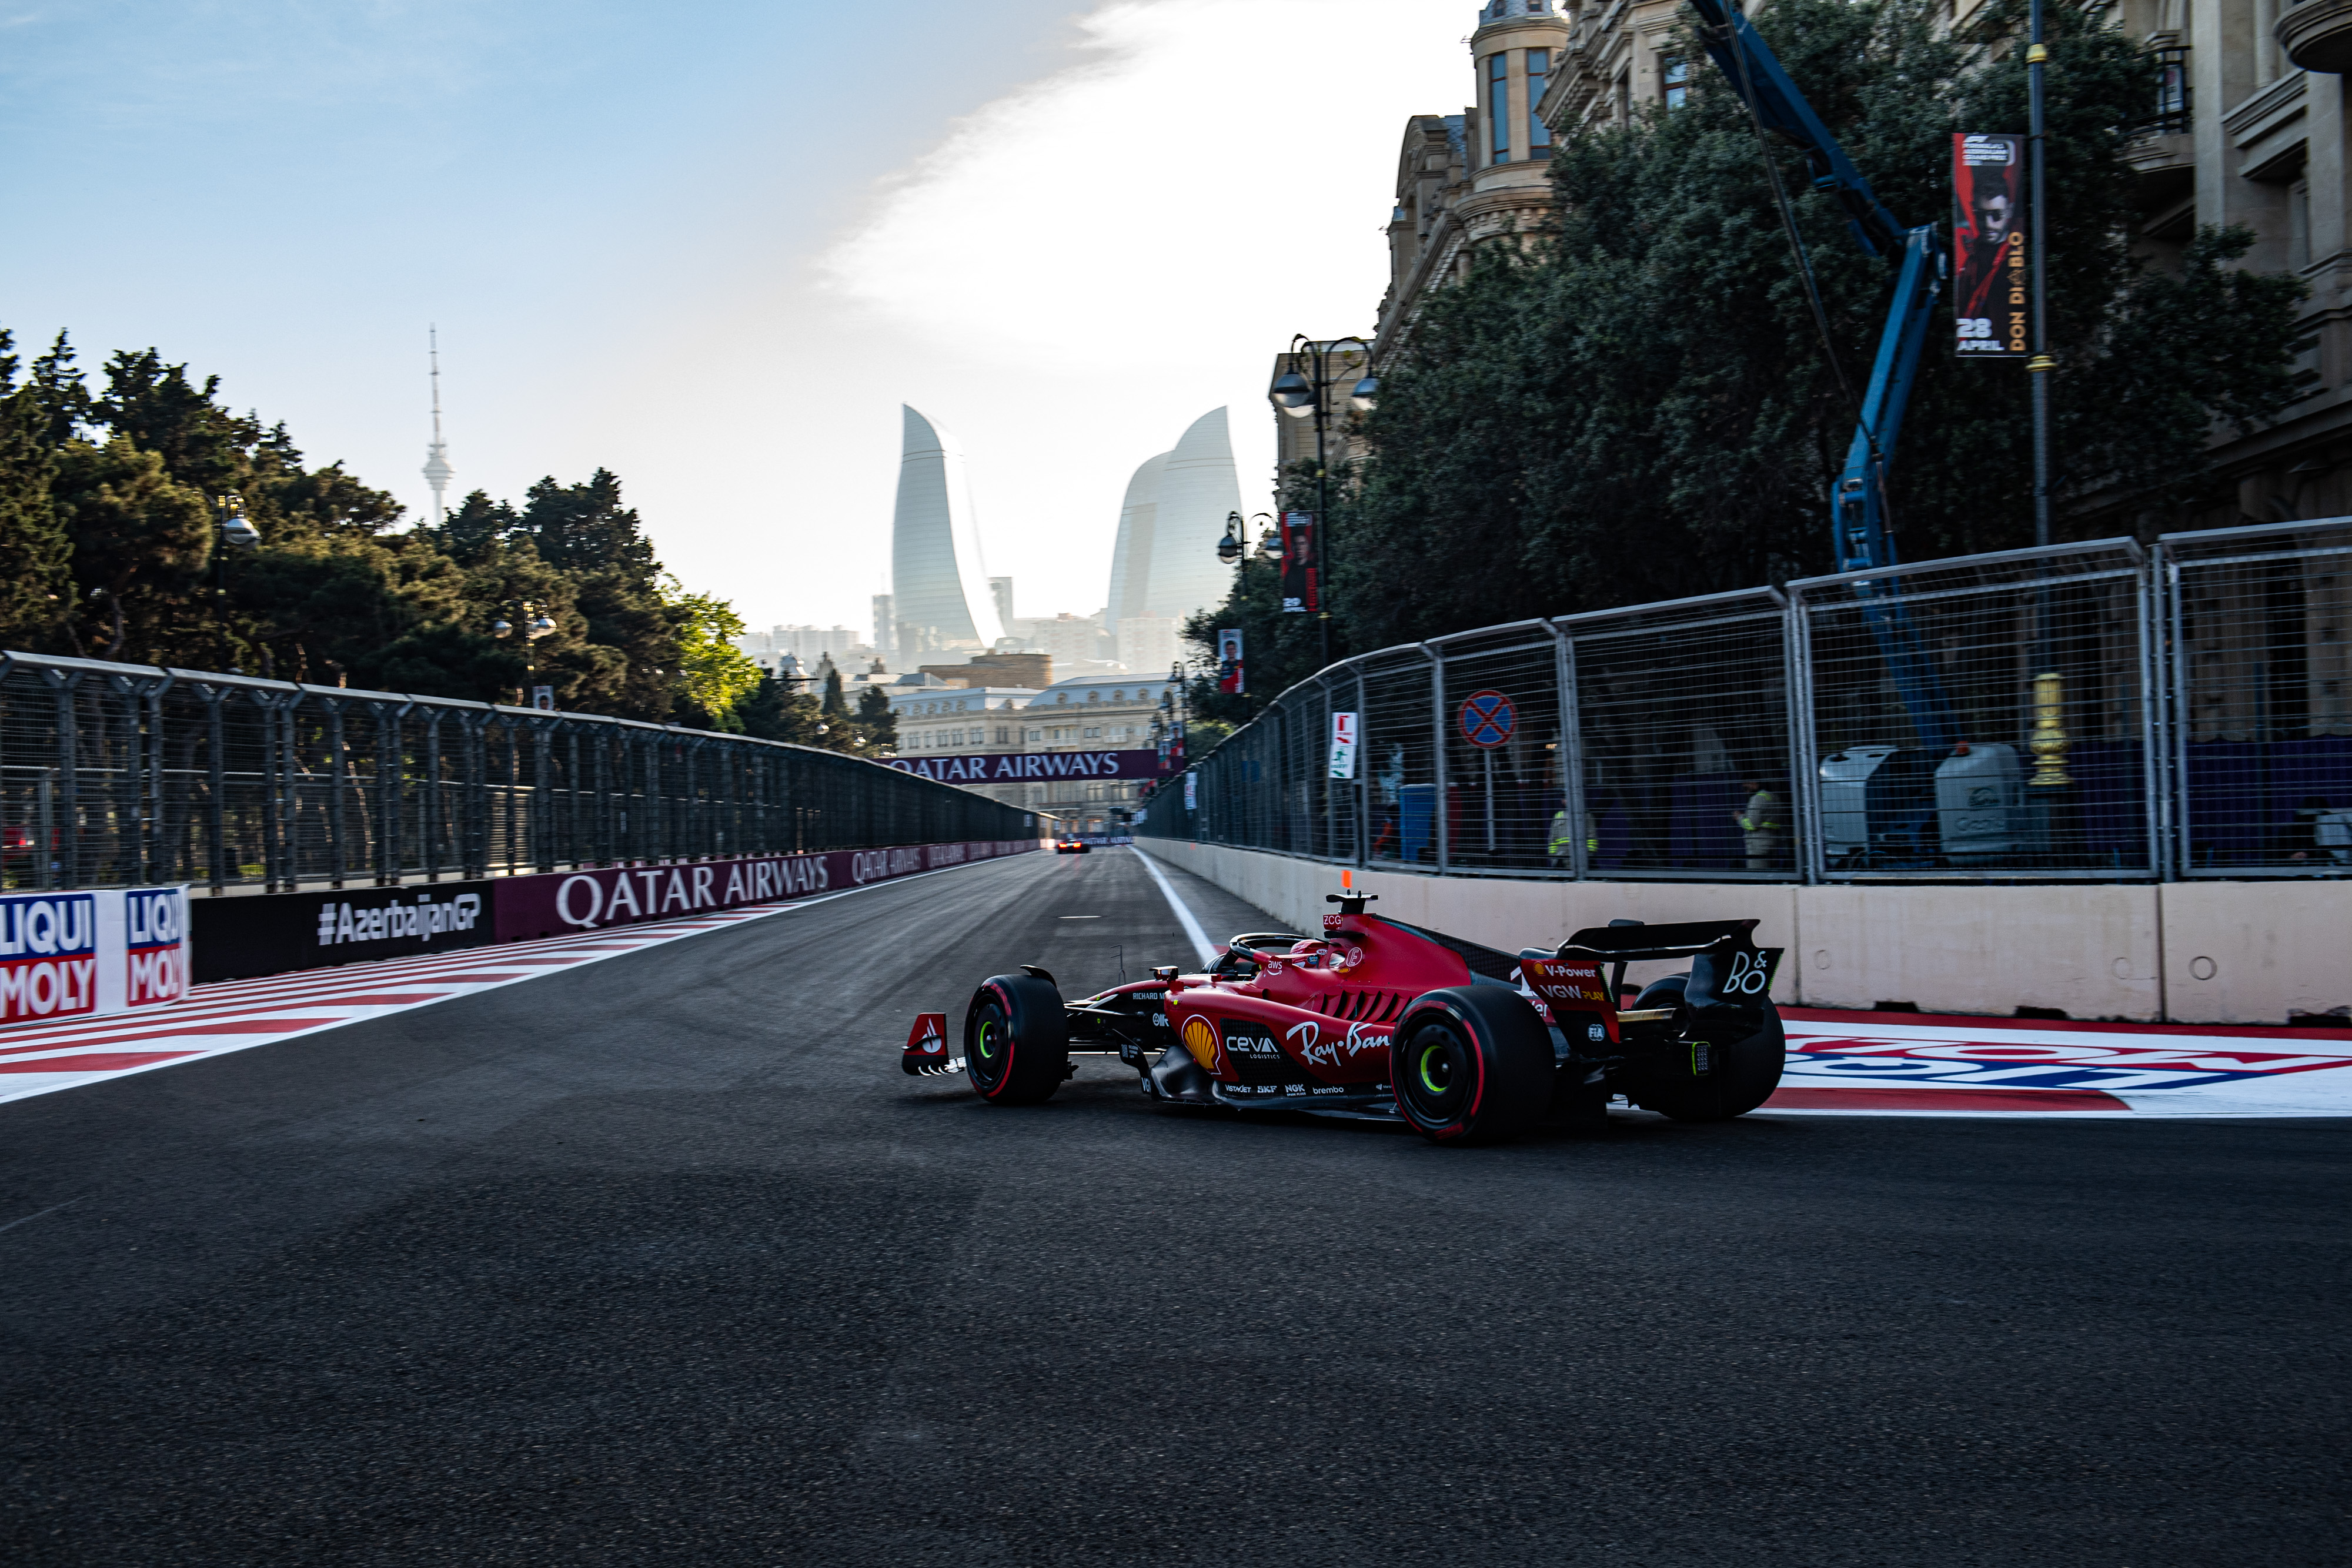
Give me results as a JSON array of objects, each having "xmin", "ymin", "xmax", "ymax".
[{"xmin": 1181, "ymin": 1015, "xmax": 1221, "ymax": 1072}]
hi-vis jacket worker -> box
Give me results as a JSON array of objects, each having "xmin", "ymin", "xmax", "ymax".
[
  {"xmin": 1735, "ymin": 781, "xmax": 1782, "ymax": 872},
  {"xmin": 1548, "ymin": 807, "xmax": 1596, "ymax": 868}
]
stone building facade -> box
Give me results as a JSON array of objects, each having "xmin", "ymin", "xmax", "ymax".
[
  {"xmin": 1374, "ymin": 0, "xmax": 1574, "ymax": 363},
  {"xmin": 1377, "ymin": 0, "xmax": 2352, "ymax": 530}
]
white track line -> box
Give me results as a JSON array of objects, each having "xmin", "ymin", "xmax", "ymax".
[{"xmin": 1127, "ymin": 845, "xmax": 1216, "ymax": 967}]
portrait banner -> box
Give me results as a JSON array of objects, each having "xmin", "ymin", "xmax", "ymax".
[
  {"xmin": 1279, "ymin": 512, "xmax": 1318, "ymax": 613},
  {"xmin": 1953, "ymin": 133, "xmax": 2026, "ymax": 357}
]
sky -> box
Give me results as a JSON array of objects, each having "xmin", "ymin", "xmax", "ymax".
[{"xmin": 0, "ymin": 0, "xmax": 1473, "ymax": 633}]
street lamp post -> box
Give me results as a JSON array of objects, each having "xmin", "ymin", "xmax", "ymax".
[
  {"xmin": 215, "ymin": 496, "xmax": 261, "ymax": 671},
  {"xmin": 1267, "ymin": 336, "xmax": 1377, "ymax": 668},
  {"xmin": 492, "ymin": 603, "xmax": 559, "ymax": 707}
]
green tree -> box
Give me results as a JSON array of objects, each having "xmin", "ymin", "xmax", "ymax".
[
  {"xmin": 854, "ymin": 682, "xmax": 898, "ymax": 753},
  {"xmin": 0, "ymin": 332, "xmax": 74, "ymax": 649},
  {"xmin": 663, "ymin": 576, "xmax": 763, "ymax": 729},
  {"xmin": 1198, "ymin": 0, "xmax": 2310, "ymax": 682},
  {"xmin": 735, "ymin": 672, "xmax": 824, "ymax": 745}
]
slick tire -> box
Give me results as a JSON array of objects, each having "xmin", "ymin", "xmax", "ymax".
[
  {"xmin": 1391, "ymin": 987, "xmax": 1555, "ymax": 1146},
  {"xmin": 964, "ymin": 973, "xmax": 1071, "ymax": 1106},
  {"xmin": 1623, "ymin": 974, "xmax": 1785, "ymax": 1122}
]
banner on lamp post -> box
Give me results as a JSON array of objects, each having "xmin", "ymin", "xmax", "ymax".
[
  {"xmin": 1279, "ymin": 512, "xmax": 1318, "ymax": 613},
  {"xmin": 1216, "ymin": 628, "xmax": 1244, "ymax": 695},
  {"xmin": 1953, "ymin": 133, "xmax": 2026, "ymax": 357}
]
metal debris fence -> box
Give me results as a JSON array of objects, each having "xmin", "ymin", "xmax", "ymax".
[
  {"xmin": 1144, "ymin": 518, "xmax": 2352, "ymax": 882},
  {"xmin": 0, "ymin": 654, "xmax": 1039, "ymax": 893}
]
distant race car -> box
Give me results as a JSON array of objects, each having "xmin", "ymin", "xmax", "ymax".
[
  {"xmin": 1053, "ymin": 838, "xmax": 1090, "ymax": 854},
  {"xmin": 900, "ymin": 885, "xmax": 1785, "ymax": 1144}
]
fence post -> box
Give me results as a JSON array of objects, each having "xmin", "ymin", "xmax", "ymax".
[
  {"xmin": 1785, "ymin": 588, "xmax": 1825, "ymax": 884},
  {"xmin": 2145, "ymin": 545, "xmax": 2173, "ymax": 884},
  {"xmin": 422, "ymin": 709, "xmax": 443, "ymax": 882},
  {"xmin": 1427, "ymin": 644, "xmax": 1449, "ymax": 872},
  {"xmin": 375, "ymin": 701, "xmax": 408, "ymax": 886},
  {"xmin": 201, "ymin": 686, "xmax": 228, "ymax": 892},
  {"xmin": 142, "ymin": 676, "xmax": 168, "ymax": 885},
  {"xmin": 325, "ymin": 697, "xmax": 348, "ymax": 889},
  {"xmin": 1550, "ymin": 623, "xmax": 1588, "ymax": 881},
  {"xmin": 2149, "ymin": 543, "xmax": 2179, "ymax": 881},
  {"xmin": 39, "ymin": 668, "xmax": 82, "ymax": 890}
]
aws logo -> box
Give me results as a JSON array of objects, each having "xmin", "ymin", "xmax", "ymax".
[{"xmin": 1181, "ymin": 1015, "xmax": 1221, "ymax": 1072}]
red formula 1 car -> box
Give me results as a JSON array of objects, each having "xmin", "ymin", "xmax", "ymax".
[
  {"xmin": 1053, "ymin": 838, "xmax": 1090, "ymax": 855},
  {"xmin": 900, "ymin": 886, "xmax": 1786, "ymax": 1144}
]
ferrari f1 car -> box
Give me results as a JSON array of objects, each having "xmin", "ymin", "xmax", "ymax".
[
  {"xmin": 1054, "ymin": 838, "xmax": 1090, "ymax": 854},
  {"xmin": 900, "ymin": 886, "xmax": 1786, "ymax": 1145}
]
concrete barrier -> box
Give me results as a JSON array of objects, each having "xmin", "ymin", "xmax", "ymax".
[{"xmin": 1135, "ymin": 839, "xmax": 2349, "ymax": 1026}]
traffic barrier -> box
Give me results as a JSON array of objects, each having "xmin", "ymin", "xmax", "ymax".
[
  {"xmin": 1136, "ymin": 837, "xmax": 2348, "ymax": 1025},
  {"xmin": 189, "ymin": 838, "xmax": 1041, "ymax": 984},
  {"xmin": 0, "ymin": 887, "xmax": 189, "ymax": 1021}
]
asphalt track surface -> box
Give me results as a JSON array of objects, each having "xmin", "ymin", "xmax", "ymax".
[{"xmin": 1, "ymin": 848, "xmax": 2344, "ymax": 1566}]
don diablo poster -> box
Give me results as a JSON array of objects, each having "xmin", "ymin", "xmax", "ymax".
[{"xmin": 1953, "ymin": 133, "xmax": 2026, "ymax": 357}]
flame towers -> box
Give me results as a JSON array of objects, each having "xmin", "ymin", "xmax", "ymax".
[{"xmin": 890, "ymin": 405, "xmax": 1005, "ymax": 657}]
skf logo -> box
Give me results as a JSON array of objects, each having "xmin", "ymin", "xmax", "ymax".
[{"xmin": 1181, "ymin": 1015, "xmax": 1222, "ymax": 1072}]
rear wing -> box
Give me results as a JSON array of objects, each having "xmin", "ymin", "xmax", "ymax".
[{"xmin": 1521, "ymin": 920, "xmax": 1782, "ymax": 1042}]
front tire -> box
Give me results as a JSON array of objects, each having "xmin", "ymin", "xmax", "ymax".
[
  {"xmin": 1391, "ymin": 987, "xmax": 1555, "ymax": 1145},
  {"xmin": 1622, "ymin": 974, "xmax": 1784, "ymax": 1122},
  {"xmin": 965, "ymin": 974, "xmax": 1070, "ymax": 1105}
]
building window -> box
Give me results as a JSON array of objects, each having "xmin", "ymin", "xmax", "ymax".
[
  {"xmin": 1488, "ymin": 52, "xmax": 1511, "ymax": 164},
  {"xmin": 1528, "ymin": 49, "xmax": 1551, "ymax": 151},
  {"xmin": 1663, "ymin": 56, "xmax": 1690, "ymax": 111}
]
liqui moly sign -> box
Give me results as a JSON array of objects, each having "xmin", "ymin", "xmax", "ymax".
[
  {"xmin": 0, "ymin": 885, "xmax": 186, "ymax": 1026},
  {"xmin": 0, "ymin": 892, "xmax": 98, "ymax": 1023}
]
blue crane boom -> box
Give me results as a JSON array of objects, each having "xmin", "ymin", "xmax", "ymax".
[{"xmin": 1685, "ymin": 0, "xmax": 1960, "ymax": 753}]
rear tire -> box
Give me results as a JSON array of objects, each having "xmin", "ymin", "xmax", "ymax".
[
  {"xmin": 1391, "ymin": 987, "xmax": 1555, "ymax": 1145},
  {"xmin": 964, "ymin": 974, "xmax": 1070, "ymax": 1105},
  {"xmin": 1622, "ymin": 974, "xmax": 1784, "ymax": 1122}
]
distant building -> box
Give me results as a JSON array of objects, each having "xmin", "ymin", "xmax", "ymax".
[
  {"xmin": 733, "ymin": 624, "xmax": 866, "ymax": 676},
  {"xmin": 920, "ymin": 651, "xmax": 1052, "ymax": 688},
  {"xmin": 891, "ymin": 405, "xmax": 1004, "ymax": 658},
  {"xmin": 870, "ymin": 593, "xmax": 895, "ymax": 660},
  {"xmin": 888, "ymin": 673, "xmax": 1181, "ymax": 836},
  {"xmin": 1007, "ymin": 609, "xmax": 1110, "ymax": 667},
  {"xmin": 1105, "ymin": 409, "xmax": 1238, "ymax": 662}
]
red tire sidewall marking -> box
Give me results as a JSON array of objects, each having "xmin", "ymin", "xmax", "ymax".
[{"xmin": 977, "ymin": 982, "xmax": 1018, "ymax": 1100}]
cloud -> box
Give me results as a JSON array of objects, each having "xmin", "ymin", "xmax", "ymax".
[{"xmin": 818, "ymin": 0, "xmax": 1468, "ymax": 374}]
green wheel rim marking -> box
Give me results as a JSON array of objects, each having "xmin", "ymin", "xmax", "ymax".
[
  {"xmin": 1418, "ymin": 1041, "xmax": 1450, "ymax": 1095},
  {"xmin": 976, "ymin": 1018, "xmax": 998, "ymax": 1060}
]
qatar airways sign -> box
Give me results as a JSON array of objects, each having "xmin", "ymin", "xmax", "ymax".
[
  {"xmin": 494, "ymin": 838, "xmax": 1041, "ymax": 940},
  {"xmin": 884, "ymin": 748, "xmax": 1164, "ymax": 785}
]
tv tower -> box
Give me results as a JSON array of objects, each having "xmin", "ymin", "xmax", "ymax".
[{"xmin": 422, "ymin": 326, "xmax": 454, "ymax": 525}]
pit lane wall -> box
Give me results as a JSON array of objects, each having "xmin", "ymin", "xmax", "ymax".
[
  {"xmin": 192, "ymin": 838, "xmax": 1043, "ymax": 984},
  {"xmin": 1135, "ymin": 840, "xmax": 2348, "ymax": 1026}
]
